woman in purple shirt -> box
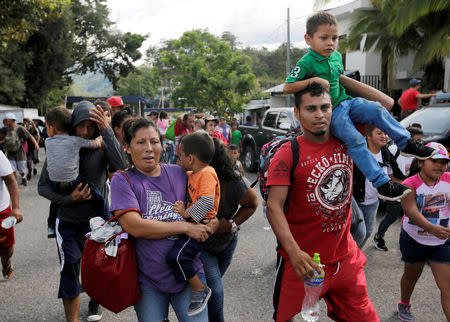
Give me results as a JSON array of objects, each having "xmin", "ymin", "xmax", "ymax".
[{"xmin": 109, "ymin": 117, "xmax": 217, "ymax": 322}]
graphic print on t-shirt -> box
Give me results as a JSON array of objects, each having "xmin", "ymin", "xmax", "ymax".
[
  {"xmin": 145, "ymin": 190, "xmax": 184, "ymax": 222},
  {"xmin": 305, "ymin": 151, "xmax": 353, "ymax": 232},
  {"xmin": 411, "ymin": 192, "xmax": 449, "ymax": 236}
]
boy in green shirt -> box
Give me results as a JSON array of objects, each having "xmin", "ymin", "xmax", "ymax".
[
  {"xmin": 230, "ymin": 122, "xmax": 242, "ymax": 150},
  {"xmin": 284, "ymin": 11, "xmax": 436, "ymax": 201}
]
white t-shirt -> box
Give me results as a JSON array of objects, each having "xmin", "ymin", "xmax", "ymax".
[
  {"xmin": 361, "ymin": 151, "xmax": 393, "ymax": 205},
  {"xmin": 0, "ymin": 151, "xmax": 13, "ymax": 211},
  {"xmin": 388, "ymin": 144, "xmax": 414, "ymax": 176}
]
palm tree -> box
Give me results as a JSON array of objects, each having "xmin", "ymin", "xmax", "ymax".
[{"xmin": 338, "ymin": 0, "xmax": 418, "ymax": 92}]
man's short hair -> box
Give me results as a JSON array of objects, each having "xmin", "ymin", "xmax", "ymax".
[
  {"xmin": 228, "ymin": 144, "xmax": 239, "ymax": 151},
  {"xmin": 306, "ymin": 11, "xmax": 338, "ymax": 36},
  {"xmin": 183, "ymin": 112, "xmax": 195, "ymax": 121},
  {"xmin": 93, "ymin": 100, "xmax": 112, "ymax": 116},
  {"xmin": 246, "ymin": 115, "xmax": 252, "ymax": 122},
  {"xmin": 294, "ymin": 82, "xmax": 331, "ymax": 109},
  {"xmin": 179, "ymin": 132, "xmax": 215, "ymax": 164},
  {"xmin": 45, "ymin": 106, "xmax": 72, "ymax": 132}
]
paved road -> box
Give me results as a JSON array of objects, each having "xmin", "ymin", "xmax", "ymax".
[{"xmin": 0, "ymin": 156, "xmax": 446, "ymax": 321}]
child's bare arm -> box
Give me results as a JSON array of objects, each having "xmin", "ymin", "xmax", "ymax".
[
  {"xmin": 94, "ymin": 136, "xmax": 103, "ymax": 149},
  {"xmin": 339, "ymin": 75, "xmax": 394, "ymax": 110},
  {"xmin": 284, "ymin": 77, "xmax": 330, "ymax": 94}
]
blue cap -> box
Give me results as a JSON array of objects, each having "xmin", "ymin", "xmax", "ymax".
[{"xmin": 410, "ymin": 78, "xmax": 421, "ymax": 86}]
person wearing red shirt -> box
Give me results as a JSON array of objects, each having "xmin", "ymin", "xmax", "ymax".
[
  {"xmin": 398, "ymin": 79, "xmax": 435, "ymax": 120},
  {"xmin": 267, "ymin": 82, "xmax": 378, "ymax": 322}
]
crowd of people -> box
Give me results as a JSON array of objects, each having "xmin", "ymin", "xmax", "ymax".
[{"xmin": 0, "ymin": 10, "xmax": 448, "ymax": 322}]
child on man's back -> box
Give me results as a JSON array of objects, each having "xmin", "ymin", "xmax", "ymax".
[
  {"xmin": 284, "ymin": 11, "xmax": 436, "ymax": 201},
  {"xmin": 167, "ymin": 131, "xmax": 220, "ymax": 316}
]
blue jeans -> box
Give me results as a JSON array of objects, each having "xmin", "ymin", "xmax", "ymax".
[
  {"xmin": 200, "ymin": 234, "xmax": 239, "ymax": 322},
  {"xmin": 330, "ymin": 98, "xmax": 410, "ymax": 187},
  {"xmin": 353, "ymin": 200, "xmax": 379, "ymax": 249},
  {"xmin": 134, "ymin": 273, "xmax": 208, "ymax": 322}
]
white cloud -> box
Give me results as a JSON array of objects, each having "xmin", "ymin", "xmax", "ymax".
[{"xmin": 107, "ymin": 0, "xmax": 352, "ymax": 52}]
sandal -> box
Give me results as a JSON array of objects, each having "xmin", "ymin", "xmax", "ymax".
[{"xmin": 2, "ymin": 264, "xmax": 13, "ymax": 279}]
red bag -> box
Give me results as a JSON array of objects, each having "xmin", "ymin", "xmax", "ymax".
[{"xmin": 81, "ymin": 208, "xmax": 141, "ymax": 314}]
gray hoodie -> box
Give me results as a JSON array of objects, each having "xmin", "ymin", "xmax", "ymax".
[{"xmin": 38, "ymin": 101, "xmax": 127, "ymax": 223}]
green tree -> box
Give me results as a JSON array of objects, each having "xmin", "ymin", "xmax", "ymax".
[
  {"xmin": 339, "ymin": 1, "xmax": 418, "ymax": 91},
  {"xmin": 151, "ymin": 30, "xmax": 257, "ymax": 115},
  {"xmin": 116, "ymin": 66, "xmax": 161, "ymax": 97}
]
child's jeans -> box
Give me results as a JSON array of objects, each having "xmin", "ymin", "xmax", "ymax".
[
  {"xmin": 49, "ymin": 178, "xmax": 110, "ymax": 221},
  {"xmin": 330, "ymin": 98, "xmax": 410, "ymax": 188}
]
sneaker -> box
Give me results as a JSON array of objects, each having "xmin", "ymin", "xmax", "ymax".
[
  {"xmin": 21, "ymin": 178, "xmax": 27, "ymax": 186},
  {"xmin": 401, "ymin": 139, "xmax": 436, "ymax": 160},
  {"xmin": 33, "ymin": 168, "xmax": 37, "ymax": 175},
  {"xmin": 47, "ymin": 226, "xmax": 56, "ymax": 239},
  {"xmin": 187, "ymin": 286, "xmax": 211, "ymax": 317},
  {"xmin": 377, "ymin": 181, "xmax": 412, "ymax": 201},
  {"xmin": 398, "ymin": 302, "xmax": 414, "ymax": 321},
  {"xmin": 87, "ymin": 299, "xmax": 102, "ymax": 322},
  {"xmin": 26, "ymin": 173, "xmax": 31, "ymax": 180},
  {"xmin": 373, "ymin": 234, "xmax": 388, "ymax": 251}
]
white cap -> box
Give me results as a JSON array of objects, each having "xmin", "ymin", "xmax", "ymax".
[{"xmin": 4, "ymin": 112, "xmax": 17, "ymax": 120}]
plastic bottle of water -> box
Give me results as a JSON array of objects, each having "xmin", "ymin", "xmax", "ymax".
[
  {"xmin": 301, "ymin": 253, "xmax": 324, "ymax": 322},
  {"xmin": 1, "ymin": 216, "xmax": 17, "ymax": 229}
]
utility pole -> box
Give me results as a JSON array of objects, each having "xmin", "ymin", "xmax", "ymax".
[{"xmin": 286, "ymin": 8, "xmax": 291, "ymax": 107}]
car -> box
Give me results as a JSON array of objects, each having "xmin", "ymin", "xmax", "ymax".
[
  {"xmin": 400, "ymin": 94, "xmax": 450, "ymax": 155},
  {"xmin": 239, "ymin": 107, "xmax": 300, "ymax": 172}
]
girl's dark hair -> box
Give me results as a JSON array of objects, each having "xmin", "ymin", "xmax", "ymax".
[
  {"xmin": 209, "ymin": 138, "xmax": 240, "ymax": 183},
  {"xmin": 159, "ymin": 111, "xmax": 168, "ymax": 119},
  {"xmin": 112, "ymin": 110, "xmax": 132, "ymax": 130},
  {"xmin": 406, "ymin": 126, "xmax": 423, "ymax": 137},
  {"xmin": 409, "ymin": 158, "xmax": 421, "ymax": 176}
]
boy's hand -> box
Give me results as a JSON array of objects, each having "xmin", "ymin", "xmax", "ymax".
[
  {"xmin": 310, "ymin": 77, "xmax": 330, "ymax": 91},
  {"xmin": 173, "ymin": 201, "xmax": 190, "ymax": 218},
  {"xmin": 10, "ymin": 208, "xmax": 23, "ymax": 224}
]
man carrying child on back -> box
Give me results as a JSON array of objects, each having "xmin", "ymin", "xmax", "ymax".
[
  {"xmin": 166, "ymin": 132, "xmax": 220, "ymax": 317},
  {"xmin": 284, "ymin": 11, "xmax": 436, "ymax": 201}
]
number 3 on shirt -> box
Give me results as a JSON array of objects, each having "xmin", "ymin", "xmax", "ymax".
[{"xmin": 290, "ymin": 66, "xmax": 301, "ymax": 78}]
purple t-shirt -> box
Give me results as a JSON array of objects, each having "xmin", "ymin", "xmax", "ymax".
[{"xmin": 110, "ymin": 164, "xmax": 204, "ymax": 293}]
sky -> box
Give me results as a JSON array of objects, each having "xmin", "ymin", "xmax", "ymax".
[{"xmin": 106, "ymin": 0, "xmax": 353, "ymax": 54}]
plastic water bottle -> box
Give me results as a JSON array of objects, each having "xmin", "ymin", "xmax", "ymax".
[
  {"xmin": 1, "ymin": 216, "xmax": 17, "ymax": 229},
  {"xmin": 301, "ymin": 253, "xmax": 324, "ymax": 321}
]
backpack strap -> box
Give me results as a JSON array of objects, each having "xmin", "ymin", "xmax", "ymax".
[{"xmin": 289, "ymin": 137, "xmax": 299, "ymax": 184}]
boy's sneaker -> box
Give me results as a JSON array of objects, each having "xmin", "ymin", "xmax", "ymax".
[
  {"xmin": 373, "ymin": 234, "xmax": 388, "ymax": 251},
  {"xmin": 87, "ymin": 299, "xmax": 102, "ymax": 321},
  {"xmin": 398, "ymin": 302, "xmax": 414, "ymax": 321},
  {"xmin": 26, "ymin": 173, "xmax": 31, "ymax": 180},
  {"xmin": 33, "ymin": 168, "xmax": 37, "ymax": 175},
  {"xmin": 377, "ymin": 181, "xmax": 412, "ymax": 201},
  {"xmin": 47, "ymin": 226, "xmax": 56, "ymax": 239},
  {"xmin": 401, "ymin": 139, "xmax": 436, "ymax": 160},
  {"xmin": 21, "ymin": 178, "xmax": 27, "ymax": 186},
  {"xmin": 187, "ymin": 286, "xmax": 211, "ymax": 317}
]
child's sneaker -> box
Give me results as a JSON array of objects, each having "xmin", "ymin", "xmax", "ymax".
[
  {"xmin": 187, "ymin": 286, "xmax": 211, "ymax": 317},
  {"xmin": 401, "ymin": 139, "xmax": 436, "ymax": 160},
  {"xmin": 373, "ymin": 234, "xmax": 388, "ymax": 251},
  {"xmin": 377, "ymin": 181, "xmax": 411, "ymax": 201},
  {"xmin": 398, "ymin": 302, "xmax": 414, "ymax": 321}
]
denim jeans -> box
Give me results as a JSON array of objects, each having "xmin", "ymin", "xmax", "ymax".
[
  {"xmin": 134, "ymin": 273, "xmax": 208, "ymax": 322},
  {"xmin": 331, "ymin": 98, "xmax": 410, "ymax": 187},
  {"xmin": 200, "ymin": 234, "xmax": 239, "ymax": 322},
  {"xmin": 353, "ymin": 200, "xmax": 380, "ymax": 249}
]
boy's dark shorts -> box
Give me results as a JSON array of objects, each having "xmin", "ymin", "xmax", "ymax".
[
  {"xmin": 0, "ymin": 207, "xmax": 14, "ymax": 248},
  {"xmin": 400, "ymin": 228, "xmax": 450, "ymax": 264}
]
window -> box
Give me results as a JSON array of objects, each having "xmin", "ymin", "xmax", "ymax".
[
  {"xmin": 263, "ymin": 112, "xmax": 277, "ymax": 128},
  {"xmin": 277, "ymin": 112, "xmax": 292, "ymax": 129}
]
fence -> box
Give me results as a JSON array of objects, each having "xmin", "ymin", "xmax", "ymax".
[{"xmin": 360, "ymin": 75, "xmax": 381, "ymax": 91}]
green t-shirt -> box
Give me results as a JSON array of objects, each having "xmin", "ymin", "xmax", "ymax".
[
  {"xmin": 286, "ymin": 49, "xmax": 352, "ymax": 108},
  {"xmin": 231, "ymin": 130, "xmax": 242, "ymax": 145}
]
